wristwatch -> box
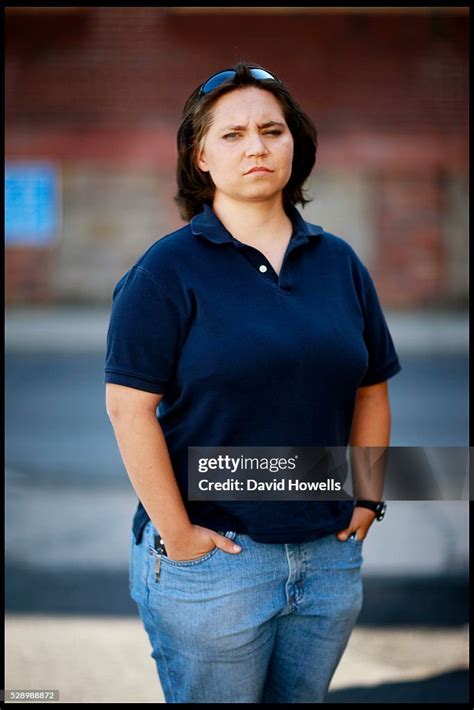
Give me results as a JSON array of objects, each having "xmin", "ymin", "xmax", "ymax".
[{"xmin": 354, "ymin": 499, "xmax": 387, "ymax": 521}]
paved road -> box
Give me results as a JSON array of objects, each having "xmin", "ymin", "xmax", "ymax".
[
  {"xmin": 5, "ymin": 348, "xmax": 469, "ymax": 581},
  {"xmin": 5, "ymin": 347, "xmax": 469, "ymax": 603},
  {"xmin": 5, "ymin": 351, "xmax": 469, "ymax": 484}
]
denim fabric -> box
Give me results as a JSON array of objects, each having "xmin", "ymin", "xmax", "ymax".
[{"xmin": 129, "ymin": 520, "xmax": 364, "ymax": 703}]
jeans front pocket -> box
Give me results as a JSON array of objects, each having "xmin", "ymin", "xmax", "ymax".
[{"xmin": 146, "ymin": 530, "xmax": 239, "ymax": 604}]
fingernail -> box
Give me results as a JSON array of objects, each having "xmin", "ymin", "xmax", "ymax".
[{"xmin": 233, "ymin": 544, "xmax": 241, "ymax": 552}]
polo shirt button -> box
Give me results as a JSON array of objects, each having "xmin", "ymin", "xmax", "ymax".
[{"xmin": 259, "ymin": 264, "xmax": 268, "ymax": 273}]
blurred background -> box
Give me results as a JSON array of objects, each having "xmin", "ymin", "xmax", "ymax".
[{"xmin": 5, "ymin": 6, "xmax": 469, "ymax": 704}]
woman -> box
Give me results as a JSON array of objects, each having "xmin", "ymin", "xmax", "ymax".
[{"xmin": 104, "ymin": 62, "xmax": 401, "ymax": 703}]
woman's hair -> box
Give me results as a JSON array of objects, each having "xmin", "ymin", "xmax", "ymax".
[{"xmin": 174, "ymin": 62, "xmax": 318, "ymax": 221}]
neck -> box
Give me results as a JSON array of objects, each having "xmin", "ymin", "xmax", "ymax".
[{"xmin": 211, "ymin": 194, "xmax": 292, "ymax": 243}]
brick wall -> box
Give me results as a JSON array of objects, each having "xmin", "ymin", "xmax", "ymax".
[{"xmin": 5, "ymin": 8, "xmax": 468, "ymax": 305}]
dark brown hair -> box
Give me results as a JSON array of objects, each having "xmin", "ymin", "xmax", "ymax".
[{"xmin": 174, "ymin": 62, "xmax": 318, "ymax": 221}]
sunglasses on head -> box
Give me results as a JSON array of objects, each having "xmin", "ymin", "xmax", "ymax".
[{"xmin": 198, "ymin": 68, "xmax": 281, "ymax": 97}]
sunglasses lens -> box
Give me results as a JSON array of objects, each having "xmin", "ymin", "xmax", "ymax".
[
  {"xmin": 200, "ymin": 68, "xmax": 278, "ymax": 95},
  {"xmin": 201, "ymin": 70, "xmax": 237, "ymax": 95},
  {"xmin": 249, "ymin": 69, "xmax": 277, "ymax": 81}
]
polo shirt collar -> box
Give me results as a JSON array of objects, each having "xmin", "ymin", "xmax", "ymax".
[{"xmin": 191, "ymin": 202, "xmax": 324, "ymax": 246}]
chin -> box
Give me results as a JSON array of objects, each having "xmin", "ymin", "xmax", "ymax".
[{"xmin": 242, "ymin": 185, "xmax": 283, "ymax": 199}]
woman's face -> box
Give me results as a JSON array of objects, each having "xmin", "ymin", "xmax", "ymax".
[{"xmin": 196, "ymin": 86, "xmax": 294, "ymax": 207}]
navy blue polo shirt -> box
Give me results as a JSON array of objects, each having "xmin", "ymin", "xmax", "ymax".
[{"xmin": 104, "ymin": 203, "xmax": 401, "ymax": 545}]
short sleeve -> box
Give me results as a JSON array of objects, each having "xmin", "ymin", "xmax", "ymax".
[
  {"xmin": 357, "ymin": 264, "xmax": 402, "ymax": 387},
  {"xmin": 104, "ymin": 265, "xmax": 184, "ymax": 395}
]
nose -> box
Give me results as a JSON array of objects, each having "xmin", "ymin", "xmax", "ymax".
[{"xmin": 244, "ymin": 132, "xmax": 269, "ymax": 157}]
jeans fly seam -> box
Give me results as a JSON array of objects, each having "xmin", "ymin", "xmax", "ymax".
[{"xmin": 283, "ymin": 544, "xmax": 293, "ymax": 609}]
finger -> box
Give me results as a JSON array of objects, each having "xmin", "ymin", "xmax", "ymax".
[
  {"xmin": 211, "ymin": 533, "xmax": 241, "ymax": 553},
  {"xmin": 335, "ymin": 529, "xmax": 353, "ymax": 541}
]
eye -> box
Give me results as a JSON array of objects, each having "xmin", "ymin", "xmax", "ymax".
[{"xmin": 222, "ymin": 130, "xmax": 283, "ymax": 140}]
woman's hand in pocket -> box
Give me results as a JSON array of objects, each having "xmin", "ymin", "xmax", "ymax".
[
  {"xmin": 335, "ymin": 506, "xmax": 376, "ymax": 542},
  {"xmin": 163, "ymin": 524, "xmax": 241, "ymax": 562}
]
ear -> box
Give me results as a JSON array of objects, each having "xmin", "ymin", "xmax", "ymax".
[{"xmin": 196, "ymin": 147, "xmax": 209, "ymax": 173}]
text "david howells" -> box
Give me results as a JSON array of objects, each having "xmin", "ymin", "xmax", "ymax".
[{"xmin": 198, "ymin": 478, "xmax": 342, "ymax": 491}]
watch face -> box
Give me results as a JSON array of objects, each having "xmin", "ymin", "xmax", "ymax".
[{"xmin": 377, "ymin": 503, "xmax": 386, "ymax": 520}]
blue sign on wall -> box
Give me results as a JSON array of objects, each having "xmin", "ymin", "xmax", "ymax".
[{"xmin": 5, "ymin": 162, "xmax": 60, "ymax": 245}]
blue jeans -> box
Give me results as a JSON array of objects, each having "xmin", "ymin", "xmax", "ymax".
[{"xmin": 129, "ymin": 520, "xmax": 364, "ymax": 703}]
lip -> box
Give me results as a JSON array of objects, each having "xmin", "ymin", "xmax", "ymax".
[{"xmin": 245, "ymin": 167, "xmax": 274, "ymax": 174}]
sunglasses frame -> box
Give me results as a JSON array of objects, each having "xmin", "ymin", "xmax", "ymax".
[{"xmin": 198, "ymin": 68, "xmax": 281, "ymax": 97}]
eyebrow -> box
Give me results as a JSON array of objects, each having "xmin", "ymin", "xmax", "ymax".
[{"xmin": 220, "ymin": 121, "xmax": 286, "ymax": 132}]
